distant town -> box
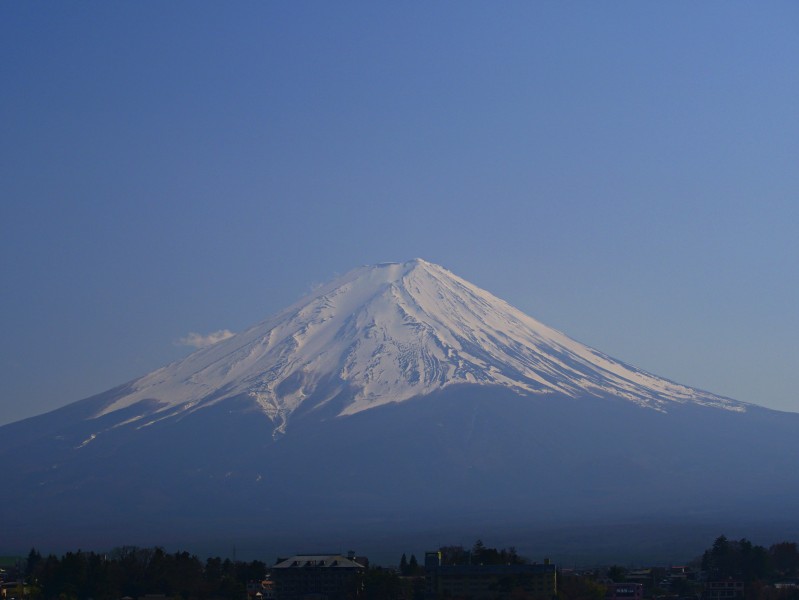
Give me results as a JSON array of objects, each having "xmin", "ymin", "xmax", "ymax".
[{"xmin": 2, "ymin": 535, "xmax": 798, "ymax": 600}]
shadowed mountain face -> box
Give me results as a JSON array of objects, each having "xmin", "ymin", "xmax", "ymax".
[{"xmin": 2, "ymin": 260, "xmax": 798, "ymax": 557}]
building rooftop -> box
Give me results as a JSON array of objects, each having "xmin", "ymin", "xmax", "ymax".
[{"xmin": 273, "ymin": 554, "xmax": 365, "ymax": 569}]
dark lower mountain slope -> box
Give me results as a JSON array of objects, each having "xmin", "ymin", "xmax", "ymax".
[{"xmin": 3, "ymin": 384, "xmax": 798, "ymax": 557}]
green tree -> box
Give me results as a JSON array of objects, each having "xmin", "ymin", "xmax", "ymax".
[
  {"xmin": 558, "ymin": 577, "xmax": 607, "ymax": 600},
  {"xmin": 408, "ymin": 554, "xmax": 419, "ymax": 575},
  {"xmin": 399, "ymin": 553, "xmax": 409, "ymax": 576},
  {"xmin": 473, "ymin": 539, "xmax": 486, "ymax": 563},
  {"xmin": 703, "ymin": 535, "xmax": 733, "ymax": 579},
  {"xmin": 739, "ymin": 539, "xmax": 771, "ymax": 583},
  {"xmin": 771, "ymin": 542, "xmax": 799, "ymax": 578},
  {"xmin": 606, "ymin": 566, "xmax": 626, "ymax": 583},
  {"xmin": 26, "ymin": 548, "xmax": 43, "ymax": 581}
]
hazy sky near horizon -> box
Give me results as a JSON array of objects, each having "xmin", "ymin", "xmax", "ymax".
[{"xmin": 2, "ymin": 2, "xmax": 798, "ymax": 425}]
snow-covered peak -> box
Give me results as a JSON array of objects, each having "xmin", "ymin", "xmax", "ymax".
[{"xmin": 95, "ymin": 260, "xmax": 746, "ymax": 433}]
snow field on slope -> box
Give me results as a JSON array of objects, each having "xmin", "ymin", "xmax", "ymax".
[{"xmin": 95, "ymin": 259, "xmax": 745, "ymax": 425}]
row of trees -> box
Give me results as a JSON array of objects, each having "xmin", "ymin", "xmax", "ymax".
[
  {"xmin": 398, "ymin": 553, "xmax": 421, "ymax": 576},
  {"xmin": 428, "ymin": 539, "xmax": 527, "ymax": 567},
  {"xmin": 701, "ymin": 536, "xmax": 799, "ymax": 583},
  {"xmin": 24, "ymin": 547, "xmax": 266, "ymax": 600},
  {"xmin": 18, "ymin": 536, "xmax": 799, "ymax": 600},
  {"xmin": 600, "ymin": 536, "xmax": 799, "ymax": 600}
]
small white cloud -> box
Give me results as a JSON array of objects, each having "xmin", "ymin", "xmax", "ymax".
[
  {"xmin": 177, "ymin": 329, "xmax": 235, "ymax": 349},
  {"xmin": 304, "ymin": 281, "xmax": 324, "ymax": 296}
]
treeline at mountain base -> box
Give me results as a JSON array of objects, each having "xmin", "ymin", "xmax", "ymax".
[
  {"xmin": 20, "ymin": 547, "xmax": 265, "ymax": 600},
  {"xmin": 6, "ymin": 535, "xmax": 799, "ymax": 600}
]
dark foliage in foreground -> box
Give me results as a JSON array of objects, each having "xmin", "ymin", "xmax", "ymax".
[
  {"xmin": 702, "ymin": 536, "xmax": 799, "ymax": 584},
  {"xmin": 24, "ymin": 547, "xmax": 265, "ymax": 600}
]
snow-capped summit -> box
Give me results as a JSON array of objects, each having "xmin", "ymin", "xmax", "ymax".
[{"xmin": 97, "ymin": 259, "xmax": 744, "ymax": 435}]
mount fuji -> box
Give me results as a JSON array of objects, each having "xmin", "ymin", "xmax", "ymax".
[{"xmin": 2, "ymin": 259, "xmax": 798, "ymax": 559}]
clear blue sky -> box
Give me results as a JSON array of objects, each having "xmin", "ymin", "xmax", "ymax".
[{"xmin": 2, "ymin": 2, "xmax": 798, "ymax": 425}]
